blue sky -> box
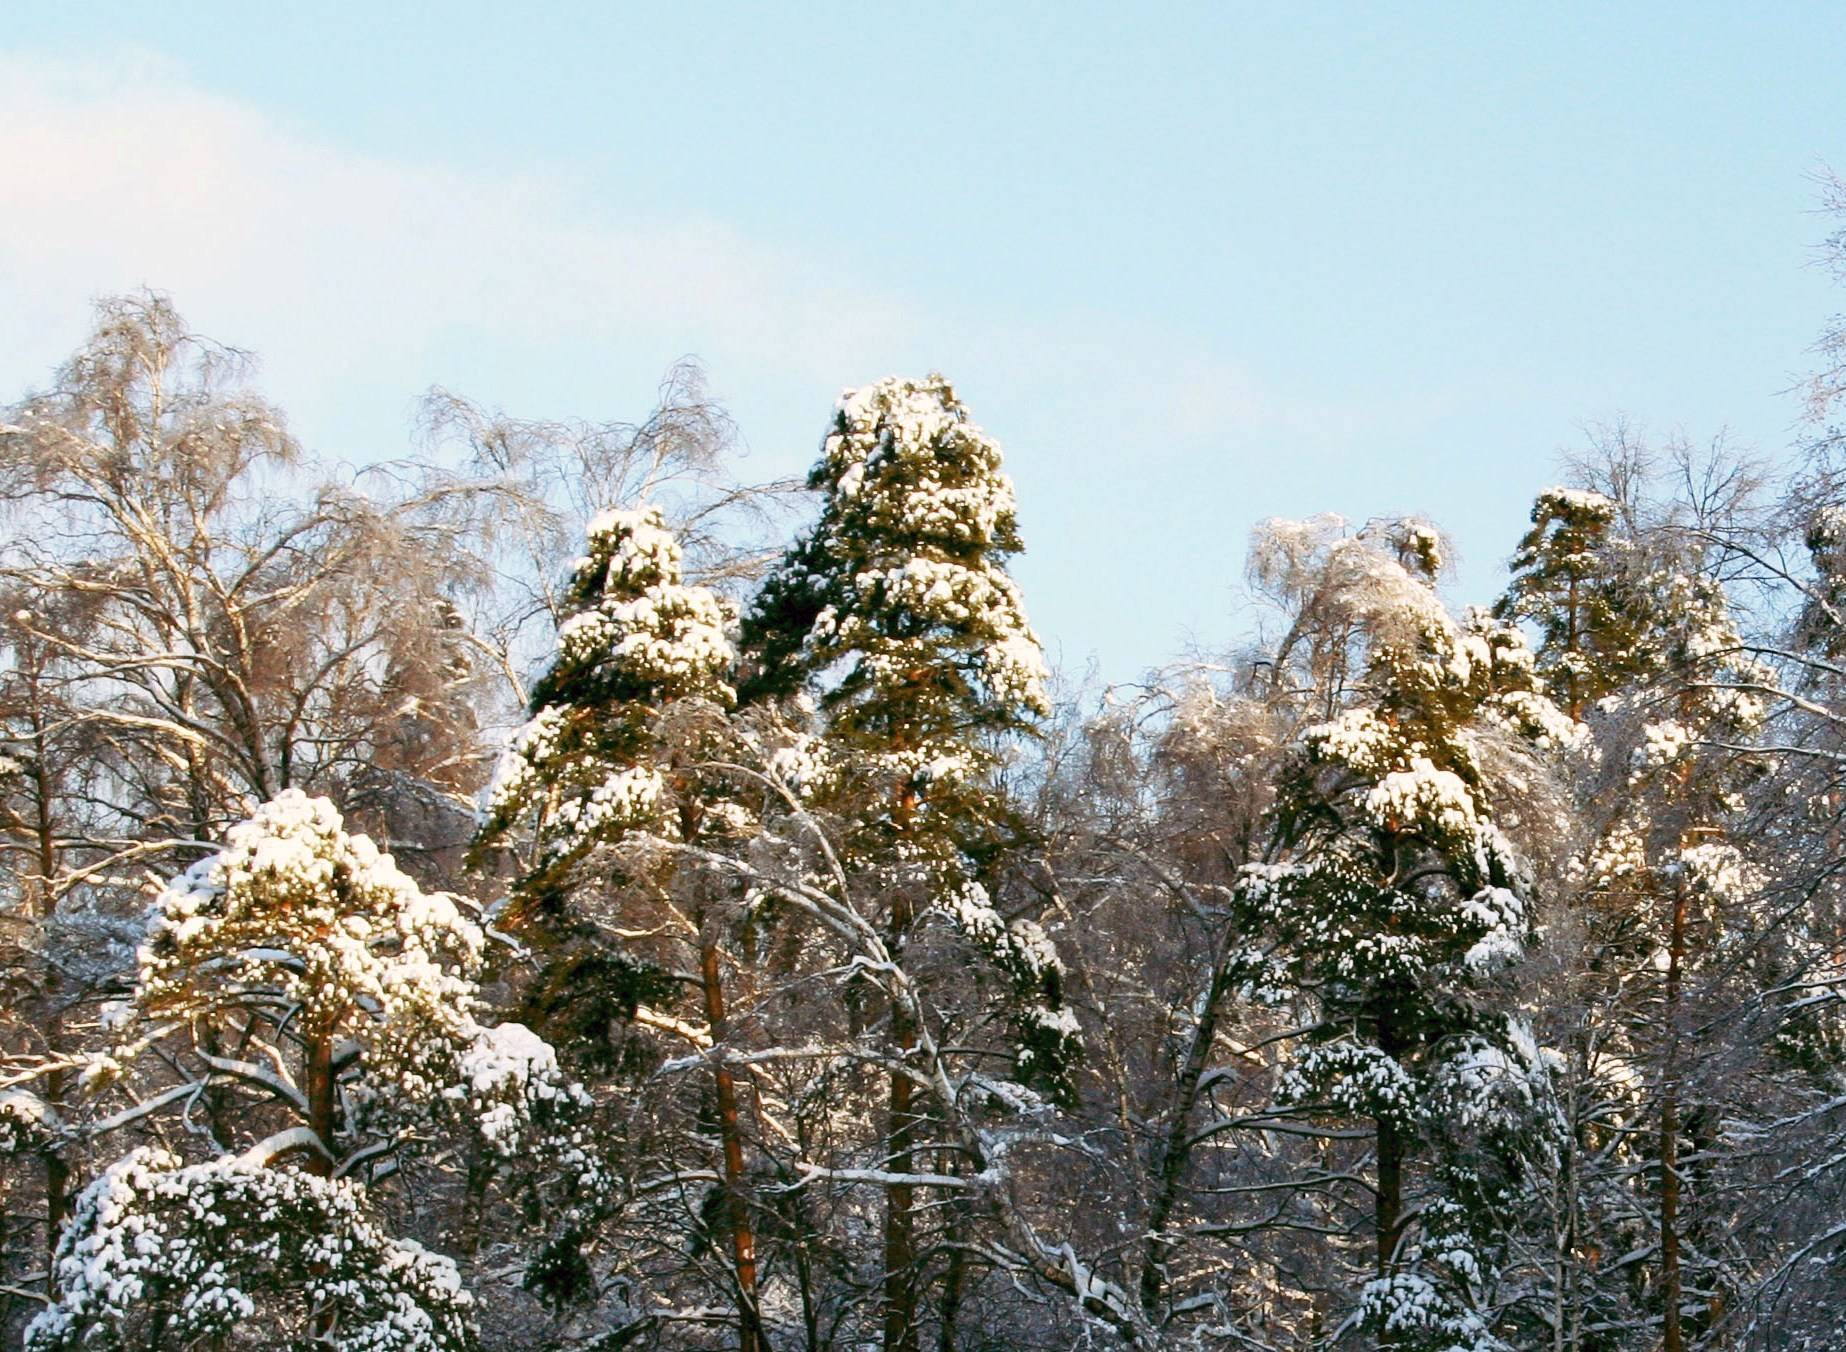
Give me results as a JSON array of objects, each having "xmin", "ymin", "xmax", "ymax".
[{"xmin": 4, "ymin": 5, "xmax": 1845, "ymax": 681}]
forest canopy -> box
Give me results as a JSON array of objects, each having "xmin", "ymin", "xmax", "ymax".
[{"xmin": 4, "ymin": 272, "xmax": 1846, "ymax": 1352}]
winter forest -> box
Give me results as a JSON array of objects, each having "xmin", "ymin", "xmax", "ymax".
[{"xmin": 7, "ymin": 211, "xmax": 1846, "ymax": 1352}]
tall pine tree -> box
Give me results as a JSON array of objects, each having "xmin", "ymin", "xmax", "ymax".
[
  {"xmin": 1231, "ymin": 519, "xmax": 1565, "ymax": 1350},
  {"xmin": 742, "ymin": 376, "xmax": 1075, "ymax": 1351},
  {"xmin": 477, "ymin": 504, "xmax": 767, "ymax": 1347},
  {"xmin": 1500, "ymin": 475, "xmax": 1770, "ymax": 1350}
]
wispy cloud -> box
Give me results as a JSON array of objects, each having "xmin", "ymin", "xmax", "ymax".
[
  {"xmin": 0, "ymin": 49, "xmax": 1463, "ymax": 676},
  {"xmin": 0, "ymin": 51, "xmax": 919, "ymax": 409},
  {"xmin": 0, "ymin": 51, "xmax": 1323, "ymax": 441}
]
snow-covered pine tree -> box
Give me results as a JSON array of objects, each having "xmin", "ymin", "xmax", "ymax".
[
  {"xmin": 476, "ymin": 504, "xmax": 768, "ymax": 1346},
  {"xmin": 1715, "ymin": 476, "xmax": 1846, "ymax": 1345},
  {"xmin": 1560, "ymin": 538, "xmax": 1767, "ymax": 1351},
  {"xmin": 1495, "ymin": 486, "xmax": 1665, "ymax": 719},
  {"xmin": 1494, "ymin": 455, "xmax": 1791, "ymax": 1351},
  {"xmin": 30, "ymin": 790, "xmax": 587, "ymax": 1350},
  {"xmin": 1494, "ymin": 482, "xmax": 1675, "ymax": 1344},
  {"xmin": 1230, "ymin": 517, "xmax": 1566, "ymax": 1351},
  {"xmin": 740, "ymin": 376, "xmax": 1076, "ymax": 1351}
]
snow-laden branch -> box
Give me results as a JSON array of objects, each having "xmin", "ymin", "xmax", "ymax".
[{"xmin": 238, "ymin": 1125, "xmax": 332, "ymax": 1168}]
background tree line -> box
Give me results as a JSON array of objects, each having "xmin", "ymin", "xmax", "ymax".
[{"xmin": 3, "ymin": 246, "xmax": 1846, "ymax": 1350}]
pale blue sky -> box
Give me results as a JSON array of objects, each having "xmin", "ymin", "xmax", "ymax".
[{"xmin": 4, "ymin": 5, "xmax": 1845, "ymax": 681}]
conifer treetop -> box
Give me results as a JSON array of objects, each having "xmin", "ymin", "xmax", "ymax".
[
  {"xmin": 741, "ymin": 375, "xmax": 1075, "ymax": 1091},
  {"xmin": 746, "ymin": 374, "xmax": 1049, "ymax": 734},
  {"xmin": 542, "ymin": 504, "xmax": 735, "ymax": 708},
  {"xmin": 484, "ymin": 504, "xmax": 739, "ymax": 875},
  {"xmin": 140, "ymin": 789, "xmax": 483, "ymax": 1091}
]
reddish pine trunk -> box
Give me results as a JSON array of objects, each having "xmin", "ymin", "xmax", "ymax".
[
  {"xmin": 884, "ymin": 889, "xmax": 921, "ymax": 1352},
  {"xmin": 305, "ymin": 1031, "xmax": 335, "ymax": 1179},
  {"xmin": 701, "ymin": 939, "xmax": 762, "ymax": 1352},
  {"xmin": 882, "ymin": 930, "xmax": 919, "ymax": 1352},
  {"xmin": 884, "ymin": 1053, "xmax": 921, "ymax": 1352},
  {"xmin": 301, "ymin": 1027, "xmax": 338, "ymax": 1338},
  {"xmin": 678, "ymin": 789, "xmax": 762, "ymax": 1351},
  {"xmin": 882, "ymin": 762, "xmax": 926, "ymax": 1352}
]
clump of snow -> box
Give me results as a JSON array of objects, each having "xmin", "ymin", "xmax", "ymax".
[
  {"xmin": 1679, "ymin": 839, "xmax": 1762, "ymax": 904},
  {"xmin": 0, "ymin": 1088, "xmax": 61, "ymax": 1154},
  {"xmin": 1365, "ymin": 758, "xmax": 1481, "ymax": 847},
  {"xmin": 1280, "ymin": 1041, "xmax": 1417, "ymax": 1126},
  {"xmin": 139, "ymin": 789, "xmax": 486, "ymax": 1106},
  {"xmin": 27, "ymin": 1147, "xmax": 475, "ymax": 1351},
  {"xmin": 446, "ymin": 1021, "xmax": 594, "ymax": 1161}
]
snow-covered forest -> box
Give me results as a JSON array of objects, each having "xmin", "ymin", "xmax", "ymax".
[{"xmin": 6, "ymin": 270, "xmax": 1846, "ymax": 1352}]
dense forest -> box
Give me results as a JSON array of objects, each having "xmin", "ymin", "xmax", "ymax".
[{"xmin": 6, "ymin": 244, "xmax": 1846, "ymax": 1352}]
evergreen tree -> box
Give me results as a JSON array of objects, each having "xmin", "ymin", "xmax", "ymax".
[
  {"xmin": 1495, "ymin": 486, "xmax": 1665, "ymax": 719},
  {"xmin": 1501, "ymin": 471, "xmax": 1773, "ymax": 1350},
  {"xmin": 741, "ymin": 376, "xmax": 1075, "ymax": 1351},
  {"xmin": 31, "ymin": 791, "xmax": 588, "ymax": 1350},
  {"xmin": 1230, "ymin": 520, "xmax": 1565, "ymax": 1350},
  {"xmin": 477, "ymin": 505, "xmax": 766, "ymax": 1346},
  {"xmin": 1574, "ymin": 560, "xmax": 1766, "ymax": 1352}
]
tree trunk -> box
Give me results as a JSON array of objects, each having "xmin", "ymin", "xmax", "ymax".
[
  {"xmin": 37, "ymin": 914, "xmax": 71, "ymax": 1274},
  {"xmin": 701, "ymin": 937, "xmax": 762, "ymax": 1352},
  {"xmin": 1660, "ymin": 882, "xmax": 1689, "ymax": 1352},
  {"xmin": 1374, "ymin": 1010, "xmax": 1407, "ymax": 1278},
  {"xmin": 883, "ymin": 956, "xmax": 921, "ymax": 1352},
  {"xmin": 304, "ymin": 1029, "xmax": 335, "ymax": 1179},
  {"xmin": 1138, "ymin": 933, "xmax": 1236, "ymax": 1316},
  {"xmin": 300, "ymin": 1026, "xmax": 338, "ymax": 1337},
  {"xmin": 884, "ymin": 767, "xmax": 923, "ymax": 1352},
  {"xmin": 26, "ymin": 693, "xmax": 71, "ymax": 1271},
  {"xmin": 1556, "ymin": 1029, "xmax": 1588, "ymax": 1352},
  {"xmin": 43, "ymin": 1056, "xmax": 69, "ymax": 1270},
  {"xmin": 1376, "ymin": 1114, "xmax": 1404, "ymax": 1275},
  {"xmin": 937, "ymin": 1162, "xmax": 968, "ymax": 1352}
]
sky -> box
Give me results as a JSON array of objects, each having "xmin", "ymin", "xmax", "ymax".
[{"xmin": 4, "ymin": 5, "xmax": 1845, "ymax": 683}]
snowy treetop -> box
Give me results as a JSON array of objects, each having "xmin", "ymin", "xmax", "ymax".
[
  {"xmin": 140, "ymin": 789, "xmax": 484, "ymax": 1049},
  {"xmin": 1534, "ymin": 485, "xmax": 1618, "ymax": 521},
  {"xmin": 793, "ymin": 375, "xmax": 1049, "ymax": 722},
  {"xmin": 26, "ymin": 1147, "xmax": 476, "ymax": 1351},
  {"xmin": 485, "ymin": 504, "xmax": 742, "ymax": 872}
]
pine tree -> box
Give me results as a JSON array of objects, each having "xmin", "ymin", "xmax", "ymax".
[
  {"xmin": 28, "ymin": 1147, "xmax": 477, "ymax": 1352},
  {"xmin": 30, "ymin": 790, "xmax": 589, "ymax": 1349},
  {"xmin": 477, "ymin": 505, "xmax": 767, "ymax": 1346},
  {"xmin": 741, "ymin": 376, "xmax": 1075, "ymax": 1351},
  {"xmin": 1501, "ymin": 471, "xmax": 1773, "ymax": 1350},
  {"xmin": 1494, "ymin": 486, "xmax": 1664, "ymax": 720},
  {"xmin": 1230, "ymin": 519, "xmax": 1565, "ymax": 1350},
  {"xmin": 1579, "ymin": 565, "xmax": 1766, "ymax": 1352}
]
